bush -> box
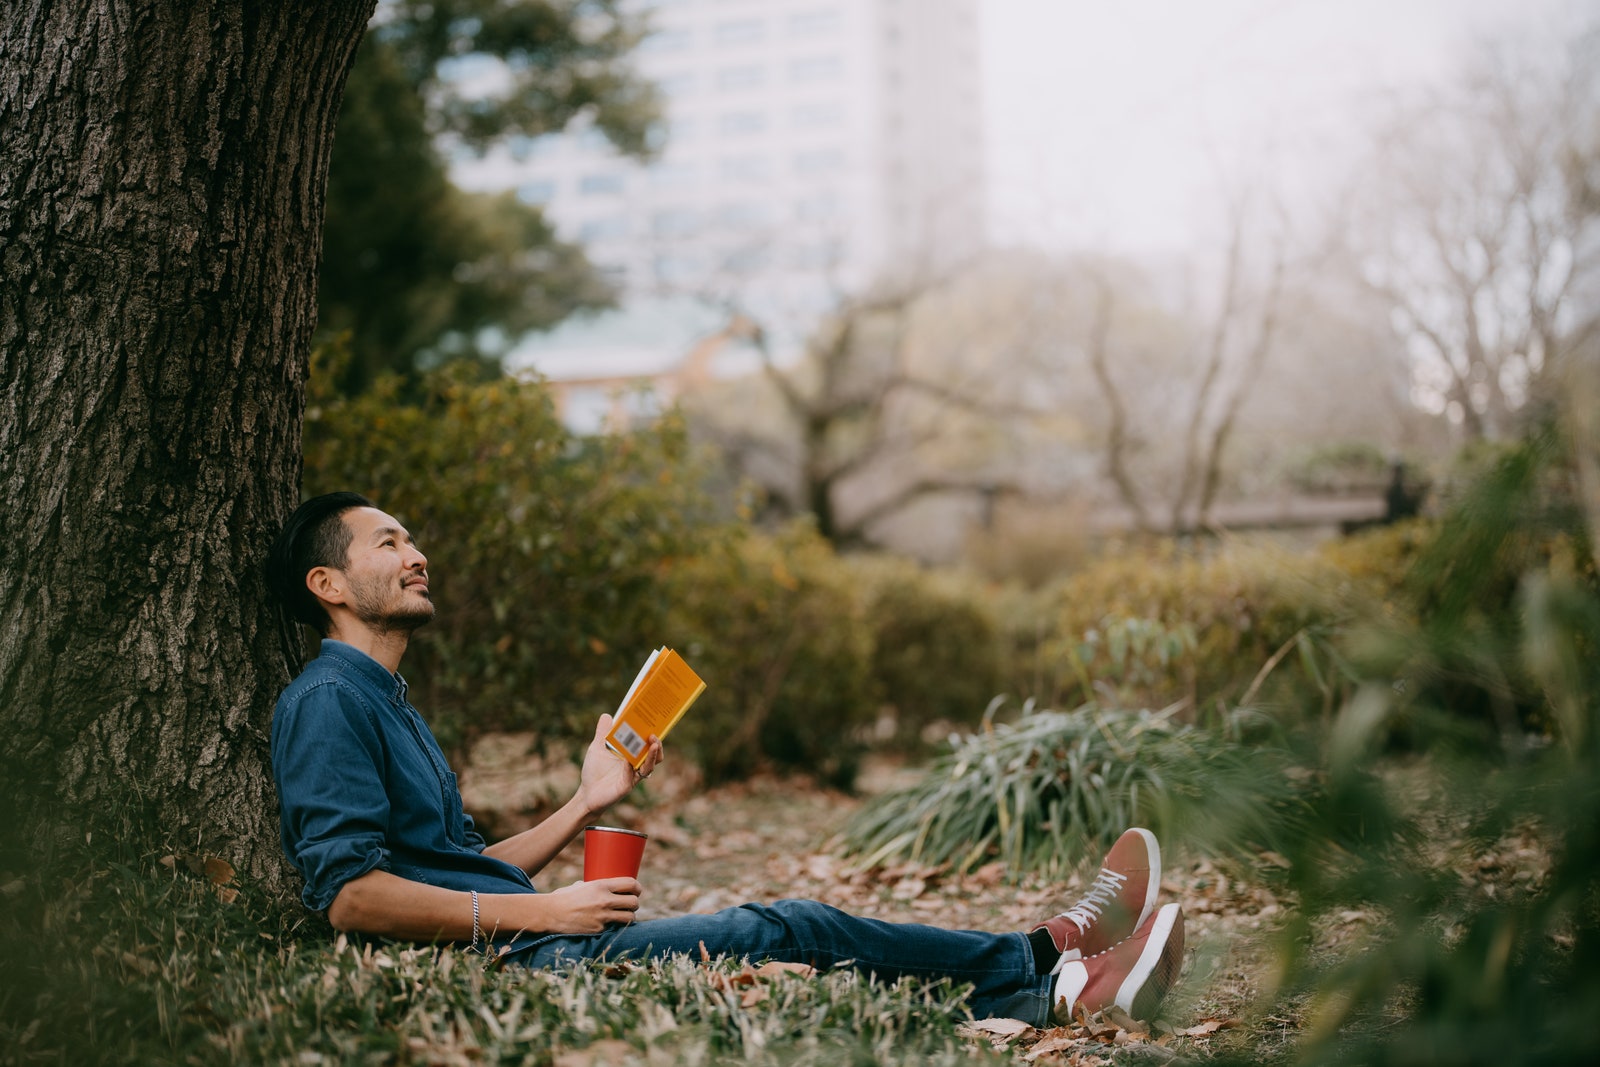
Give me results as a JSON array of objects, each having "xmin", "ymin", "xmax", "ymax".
[
  {"xmin": 850, "ymin": 557, "xmax": 1006, "ymax": 749},
  {"xmin": 839, "ymin": 700, "xmax": 1314, "ymax": 877},
  {"xmin": 1029, "ymin": 534, "xmax": 1421, "ymax": 719},
  {"xmin": 666, "ymin": 523, "xmax": 876, "ymax": 789},
  {"xmin": 1242, "ymin": 427, "xmax": 1600, "ymax": 1065},
  {"xmin": 303, "ymin": 364, "xmax": 725, "ymax": 751}
]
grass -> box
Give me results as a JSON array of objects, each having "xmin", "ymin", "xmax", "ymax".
[{"xmin": 0, "ymin": 809, "xmax": 1007, "ymax": 1067}]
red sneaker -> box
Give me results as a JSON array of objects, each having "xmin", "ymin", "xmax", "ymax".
[
  {"xmin": 1052, "ymin": 902, "xmax": 1185, "ymax": 1022},
  {"xmin": 1031, "ymin": 827, "xmax": 1161, "ymax": 970}
]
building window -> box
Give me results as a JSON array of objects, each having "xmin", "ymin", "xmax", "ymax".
[
  {"xmin": 579, "ymin": 172, "xmax": 626, "ymax": 195},
  {"xmin": 716, "ymin": 64, "xmax": 765, "ymax": 90},
  {"xmin": 789, "ymin": 8, "xmax": 842, "ymax": 36},
  {"xmin": 717, "ymin": 201, "xmax": 775, "ymax": 230},
  {"xmin": 790, "ymin": 55, "xmax": 843, "ymax": 82},
  {"xmin": 789, "ymin": 241, "xmax": 844, "ymax": 269},
  {"xmin": 794, "ymin": 192, "xmax": 841, "ymax": 220},
  {"xmin": 641, "ymin": 28, "xmax": 692, "ymax": 53},
  {"xmin": 715, "ymin": 19, "xmax": 764, "ymax": 45},
  {"xmin": 718, "ymin": 111, "xmax": 767, "ymax": 136},
  {"xmin": 508, "ymin": 134, "xmax": 559, "ymax": 162},
  {"xmin": 653, "ymin": 253, "xmax": 700, "ymax": 285},
  {"xmin": 722, "ymin": 245, "xmax": 773, "ymax": 273},
  {"xmin": 791, "ymin": 101, "xmax": 843, "ymax": 129},
  {"xmin": 720, "ymin": 154, "xmax": 771, "ymax": 181},
  {"xmin": 654, "ymin": 71, "xmax": 697, "ymax": 98},
  {"xmin": 516, "ymin": 179, "xmax": 557, "ymax": 204},
  {"xmin": 578, "ymin": 216, "xmax": 629, "ymax": 242},
  {"xmin": 793, "ymin": 148, "xmax": 845, "ymax": 176},
  {"xmin": 652, "ymin": 208, "xmax": 701, "ymax": 237},
  {"xmin": 648, "ymin": 160, "xmax": 698, "ymax": 188}
]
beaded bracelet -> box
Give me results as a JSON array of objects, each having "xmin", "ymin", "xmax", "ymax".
[{"xmin": 470, "ymin": 890, "xmax": 482, "ymax": 951}]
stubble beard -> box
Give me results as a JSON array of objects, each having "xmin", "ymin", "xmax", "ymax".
[{"xmin": 349, "ymin": 573, "xmax": 436, "ymax": 635}]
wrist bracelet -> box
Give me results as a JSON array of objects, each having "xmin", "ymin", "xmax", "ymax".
[{"xmin": 470, "ymin": 890, "xmax": 482, "ymax": 951}]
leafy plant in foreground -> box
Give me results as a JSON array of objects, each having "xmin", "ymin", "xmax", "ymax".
[{"xmin": 1244, "ymin": 428, "xmax": 1600, "ymax": 1067}]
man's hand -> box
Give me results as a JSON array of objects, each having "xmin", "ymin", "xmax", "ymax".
[
  {"xmin": 576, "ymin": 714, "xmax": 664, "ymax": 816},
  {"xmin": 542, "ymin": 877, "xmax": 642, "ymax": 933}
]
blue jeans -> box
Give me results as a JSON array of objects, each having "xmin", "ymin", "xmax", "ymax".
[{"xmin": 501, "ymin": 899, "xmax": 1055, "ymax": 1025}]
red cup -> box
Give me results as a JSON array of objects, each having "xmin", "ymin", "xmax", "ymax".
[{"xmin": 583, "ymin": 825, "xmax": 648, "ymax": 880}]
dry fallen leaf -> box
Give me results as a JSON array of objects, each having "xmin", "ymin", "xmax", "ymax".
[
  {"xmin": 1177, "ymin": 1018, "xmax": 1240, "ymax": 1037},
  {"xmin": 1023, "ymin": 1033, "xmax": 1086, "ymax": 1060},
  {"xmin": 204, "ymin": 856, "xmax": 235, "ymax": 886},
  {"xmin": 961, "ymin": 1017, "xmax": 1035, "ymax": 1042}
]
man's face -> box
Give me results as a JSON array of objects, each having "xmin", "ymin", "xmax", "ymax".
[{"xmin": 334, "ymin": 507, "xmax": 435, "ymax": 632}]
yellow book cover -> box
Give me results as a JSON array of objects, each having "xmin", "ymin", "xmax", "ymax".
[{"xmin": 605, "ymin": 647, "xmax": 706, "ymax": 769}]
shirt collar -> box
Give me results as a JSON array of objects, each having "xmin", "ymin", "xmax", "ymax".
[{"xmin": 319, "ymin": 639, "xmax": 409, "ymax": 703}]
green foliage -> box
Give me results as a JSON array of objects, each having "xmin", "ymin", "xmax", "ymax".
[
  {"xmin": 666, "ymin": 523, "xmax": 876, "ymax": 789},
  {"xmin": 839, "ymin": 701, "xmax": 1314, "ymax": 878},
  {"xmin": 1283, "ymin": 441, "xmax": 1399, "ymax": 494},
  {"xmin": 320, "ymin": 1, "xmax": 663, "ymax": 391},
  {"xmin": 1064, "ymin": 614, "xmax": 1199, "ymax": 710},
  {"xmin": 1213, "ymin": 428, "xmax": 1600, "ymax": 1065},
  {"xmin": 1020, "ymin": 528, "xmax": 1432, "ymax": 722},
  {"xmin": 320, "ymin": 34, "xmax": 617, "ymax": 394},
  {"xmin": 851, "ymin": 557, "xmax": 1006, "ymax": 749},
  {"xmin": 302, "ymin": 366, "xmax": 723, "ymax": 751},
  {"xmin": 0, "ymin": 805, "xmax": 1003, "ymax": 1066},
  {"xmin": 374, "ymin": 0, "xmax": 662, "ymax": 154}
]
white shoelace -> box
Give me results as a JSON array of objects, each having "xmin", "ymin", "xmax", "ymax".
[{"xmin": 1059, "ymin": 866, "xmax": 1128, "ymax": 932}]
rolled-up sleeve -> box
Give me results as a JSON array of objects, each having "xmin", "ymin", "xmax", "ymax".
[{"xmin": 272, "ymin": 681, "xmax": 393, "ymax": 911}]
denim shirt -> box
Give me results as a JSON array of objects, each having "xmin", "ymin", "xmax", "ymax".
[{"xmin": 271, "ymin": 639, "xmax": 537, "ymax": 911}]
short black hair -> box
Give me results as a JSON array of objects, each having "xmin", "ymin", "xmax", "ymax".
[{"xmin": 266, "ymin": 491, "xmax": 375, "ymax": 633}]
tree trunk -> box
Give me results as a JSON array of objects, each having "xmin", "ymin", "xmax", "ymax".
[{"xmin": 0, "ymin": 0, "xmax": 376, "ymax": 896}]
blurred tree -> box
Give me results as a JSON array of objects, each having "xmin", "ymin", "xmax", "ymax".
[
  {"xmin": 695, "ymin": 273, "xmax": 1035, "ymax": 549},
  {"xmin": 319, "ymin": 0, "xmax": 660, "ymax": 394},
  {"xmin": 1074, "ymin": 198, "xmax": 1293, "ymax": 534},
  {"xmin": 1348, "ymin": 30, "xmax": 1600, "ymax": 441}
]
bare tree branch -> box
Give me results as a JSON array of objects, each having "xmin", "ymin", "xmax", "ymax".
[{"xmin": 1082, "ymin": 272, "xmax": 1153, "ymax": 533}]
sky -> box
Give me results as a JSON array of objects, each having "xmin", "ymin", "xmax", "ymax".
[{"xmin": 980, "ymin": 0, "xmax": 1591, "ymax": 257}]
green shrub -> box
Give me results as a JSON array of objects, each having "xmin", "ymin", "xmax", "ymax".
[
  {"xmin": 1240, "ymin": 428, "xmax": 1600, "ymax": 1065},
  {"xmin": 839, "ymin": 700, "xmax": 1314, "ymax": 877},
  {"xmin": 850, "ymin": 556, "xmax": 1005, "ymax": 749},
  {"xmin": 303, "ymin": 365, "xmax": 725, "ymax": 751},
  {"xmin": 1283, "ymin": 440, "xmax": 1398, "ymax": 494},
  {"xmin": 1037, "ymin": 538, "xmax": 1393, "ymax": 717},
  {"xmin": 666, "ymin": 523, "xmax": 876, "ymax": 789}
]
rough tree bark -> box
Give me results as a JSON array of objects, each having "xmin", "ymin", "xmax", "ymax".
[{"xmin": 0, "ymin": 0, "xmax": 376, "ymax": 895}]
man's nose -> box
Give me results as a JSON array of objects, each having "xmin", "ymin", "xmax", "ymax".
[{"xmin": 404, "ymin": 544, "xmax": 427, "ymax": 570}]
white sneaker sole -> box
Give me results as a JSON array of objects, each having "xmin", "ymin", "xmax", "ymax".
[{"xmin": 1115, "ymin": 902, "xmax": 1184, "ymax": 1019}]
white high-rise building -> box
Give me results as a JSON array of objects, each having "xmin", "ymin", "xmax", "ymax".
[{"xmin": 456, "ymin": 0, "xmax": 984, "ymax": 381}]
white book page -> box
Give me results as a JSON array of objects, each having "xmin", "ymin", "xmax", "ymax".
[{"xmin": 613, "ymin": 647, "xmax": 664, "ymax": 717}]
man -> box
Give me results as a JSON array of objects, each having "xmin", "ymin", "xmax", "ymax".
[{"xmin": 267, "ymin": 492, "xmax": 1186, "ymax": 1026}]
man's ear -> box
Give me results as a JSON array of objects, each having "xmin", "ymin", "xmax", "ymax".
[{"xmin": 305, "ymin": 566, "xmax": 346, "ymax": 610}]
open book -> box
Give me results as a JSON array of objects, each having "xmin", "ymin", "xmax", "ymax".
[{"xmin": 604, "ymin": 647, "xmax": 706, "ymax": 770}]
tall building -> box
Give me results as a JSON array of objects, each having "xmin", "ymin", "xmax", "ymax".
[{"xmin": 455, "ymin": 0, "xmax": 984, "ymax": 385}]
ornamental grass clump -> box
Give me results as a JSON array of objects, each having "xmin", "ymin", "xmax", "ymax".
[{"xmin": 840, "ymin": 699, "xmax": 1314, "ymax": 877}]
